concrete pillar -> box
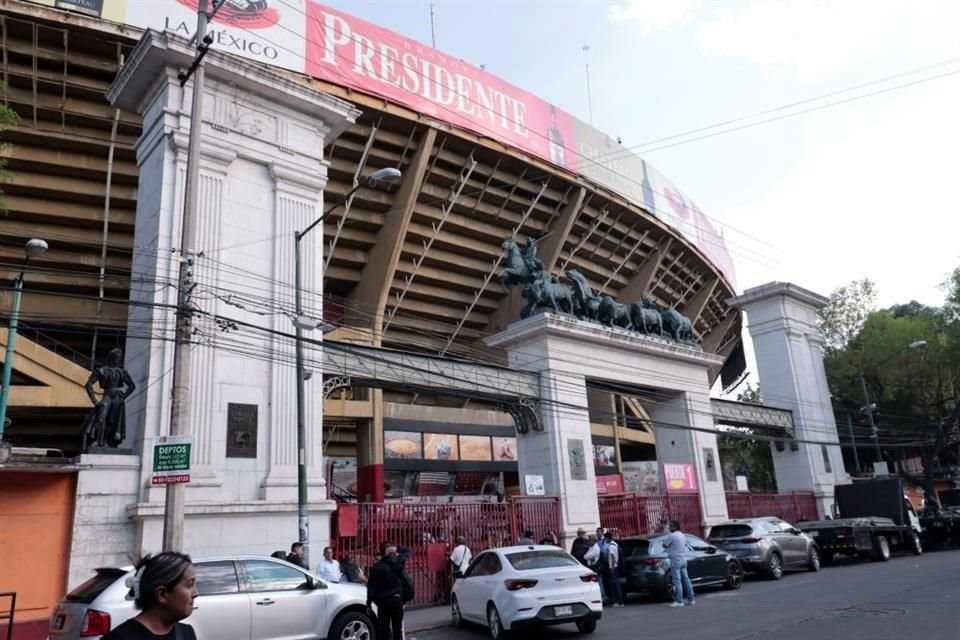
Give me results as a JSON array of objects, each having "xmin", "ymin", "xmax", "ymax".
[
  {"xmin": 730, "ymin": 282, "xmax": 849, "ymax": 518},
  {"xmin": 97, "ymin": 30, "xmax": 359, "ymax": 567}
]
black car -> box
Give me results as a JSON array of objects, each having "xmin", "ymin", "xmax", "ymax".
[{"xmin": 618, "ymin": 533, "xmax": 744, "ymax": 601}]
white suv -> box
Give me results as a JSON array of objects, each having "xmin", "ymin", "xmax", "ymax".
[{"xmin": 47, "ymin": 556, "xmax": 373, "ymax": 640}]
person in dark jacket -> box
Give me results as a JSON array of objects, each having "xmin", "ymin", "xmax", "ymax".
[
  {"xmin": 570, "ymin": 528, "xmax": 591, "ymax": 565},
  {"xmin": 285, "ymin": 542, "xmax": 307, "ymax": 569},
  {"xmin": 366, "ymin": 541, "xmax": 411, "ymax": 640}
]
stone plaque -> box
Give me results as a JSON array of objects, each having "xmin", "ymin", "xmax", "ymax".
[
  {"xmin": 226, "ymin": 403, "xmax": 258, "ymax": 458},
  {"xmin": 568, "ymin": 438, "xmax": 587, "ymax": 480}
]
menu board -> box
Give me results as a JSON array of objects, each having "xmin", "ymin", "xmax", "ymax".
[
  {"xmin": 459, "ymin": 435, "xmax": 493, "ymax": 461},
  {"xmin": 492, "ymin": 437, "xmax": 517, "ymax": 462},
  {"xmin": 423, "ymin": 433, "xmax": 459, "ymax": 461},
  {"xmin": 384, "ymin": 431, "xmax": 422, "ymax": 459}
]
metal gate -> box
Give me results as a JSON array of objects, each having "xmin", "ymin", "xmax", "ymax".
[
  {"xmin": 597, "ymin": 493, "xmax": 704, "ymax": 538},
  {"xmin": 332, "ymin": 497, "xmax": 561, "ymax": 608}
]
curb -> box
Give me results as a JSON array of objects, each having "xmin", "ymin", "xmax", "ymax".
[{"xmin": 408, "ymin": 622, "xmax": 453, "ymax": 634}]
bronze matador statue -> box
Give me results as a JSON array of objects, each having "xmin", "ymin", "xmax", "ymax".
[{"xmin": 82, "ymin": 348, "xmax": 136, "ymax": 450}]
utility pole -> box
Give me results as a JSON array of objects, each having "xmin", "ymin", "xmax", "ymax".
[
  {"xmin": 846, "ymin": 412, "xmax": 860, "ymax": 473},
  {"xmin": 859, "ymin": 372, "xmax": 882, "ymax": 464},
  {"xmin": 430, "ymin": 3, "xmax": 437, "ymax": 48},
  {"xmin": 162, "ymin": 0, "xmax": 209, "ymax": 552},
  {"xmin": 582, "ymin": 44, "xmax": 594, "ymax": 126}
]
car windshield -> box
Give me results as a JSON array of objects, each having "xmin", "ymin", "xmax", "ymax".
[
  {"xmin": 709, "ymin": 525, "xmax": 754, "ymax": 539},
  {"xmin": 618, "ymin": 540, "xmax": 650, "ymax": 557},
  {"xmin": 65, "ymin": 569, "xmax": 126, "ymax": 603},
  {"xmin": 505, "ymin": 550, "xmax": 580, "ymax": 571}
]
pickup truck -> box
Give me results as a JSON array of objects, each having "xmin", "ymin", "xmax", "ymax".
[{"xmin": 798, "ymin": 478, "xmax": 923, "ymax": 563}]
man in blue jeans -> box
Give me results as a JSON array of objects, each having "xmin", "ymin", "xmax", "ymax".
[{"xmin": 663, "ymin": 520, "xmax": 695, "ymax": 607}]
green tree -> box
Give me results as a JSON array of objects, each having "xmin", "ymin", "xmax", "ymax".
[
  {"xmin": 0, "ymin": 83, "xmax": 18, "ymax": 210},
  {"xmin": 818, "ymin": 278, "xmax": 877, "ymax": 353},
  {"xmin": 822, "ymin": 278, "xmax": 960, "ymax": 497},
  {"xmin": 718, "ymin": 383, "xmax": 777, "ymax": 492}
]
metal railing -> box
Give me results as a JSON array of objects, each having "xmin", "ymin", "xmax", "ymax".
[
  {"xmin": 0, "ymin": 592, "xmax": 16, "ymax": 640},
  {"xmin": 598, "ymin": 492, "xmax": 704, "ymax": 538},
  {"xmin": 333, "ymin": 497, "xmax": 561, "ymax": 608},
  {"xmin": 724, "ymin": 491, "xmax": 818, "ymax": 524}
]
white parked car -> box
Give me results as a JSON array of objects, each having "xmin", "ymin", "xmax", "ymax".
[
  {"xmin": 46, "ymin": 556, "xmax": 373, "ymax": 640},
  {"xmin": 450, "ymin": 545, "xmax": 602, "ymax": 638}
]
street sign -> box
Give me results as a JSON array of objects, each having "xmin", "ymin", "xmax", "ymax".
[{"xmin": 151, "ymin": 435, "xmax": 192, "ymax": 485}]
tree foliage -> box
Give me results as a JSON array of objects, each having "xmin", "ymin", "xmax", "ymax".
[
  {"xmin": 822, "ymin": 275, "xmax": 960, "ymax": 497},
  {"xmin": 818, "ymin": 278, "xmax": 877, "ymax": 353},
  {"xmin": 0, "ymin": 83, "xmax": 19, "ymax": 211},
  {"xmin": 718, "ymin": 382, "xmax": 777, "ymax": 492}
]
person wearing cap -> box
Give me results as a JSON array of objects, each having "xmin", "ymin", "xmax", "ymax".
[{"xmin": 570, "ymin": 528, "xmax": 591, "ymax": 565}]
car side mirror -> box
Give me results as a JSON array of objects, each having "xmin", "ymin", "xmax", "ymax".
[{"xmin": 307, "ymin": 577, "xmax": 326, "ymax": 590}]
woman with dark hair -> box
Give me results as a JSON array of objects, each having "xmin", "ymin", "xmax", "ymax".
[{"xmin": 102, "ymin": 552, "xmax": 198, "ymax": 640}]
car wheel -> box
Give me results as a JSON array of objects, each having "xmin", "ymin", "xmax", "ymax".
[
  {"xmin": 766, "ymin": 552, "xmax": 784, "ymax": 580},
  {"xmin": 576, "ymin": 617, "xmax": 597, "ymax": 634},
  {"xmin": 661, "ymin": 572, "xmax": 677, "ymax": 602},
  {"xmin": 807, "ymin": 547, "xmax": 821, "ymax": 572},
  {"xmin": 724, "ymin": 561, "xmax": 744, "ymax": 589},
  {"xmin": 451, "ymin": 596, "xmax": 464, "ymax": 628},
  {"xmin": 873, "ymin": 536, "xmax": 891, "ymax": 562},
  {"xmin": 487, "ymin": 603, "xmax": 508, "ymax": 640},
  {"xmin": 327, "ymin": 611, "xmax": 374, "ymax": 640},
  {"xmin": 911, "ymin": 533, "xmax": 923, "ymax": 556}
]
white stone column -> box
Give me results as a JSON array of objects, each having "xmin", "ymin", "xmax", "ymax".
[
  {"xmin": 263, "ymin": 164, "xmax": 328, "ymax": 499},
  {"xmin": 105, "ymin": 30, "xmax": 359, "ymax": 559},
  {"xmin": 730, "ymin": 282, "xmax": 850, "ymax": 518}
]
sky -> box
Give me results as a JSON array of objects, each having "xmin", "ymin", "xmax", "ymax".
[{"xmin": 318, "ymin": 0, "xmax": 960, "ymax": 312}]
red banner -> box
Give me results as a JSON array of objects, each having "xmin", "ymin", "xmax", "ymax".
[{"xmin": 304, "ymin": 3, "xmax": 577, "ymax": 172}]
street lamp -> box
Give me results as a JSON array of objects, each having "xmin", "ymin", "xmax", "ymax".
[
  {"xmin": 0, "ymin": 238, "xmax": 49, "ymax": 459},
  {"xmin": 293, "ymin": 167, "xmax": 402, "ymax": 568},
  {"xmin": 859, "ymin": 339, "xmax": 927, "ymax": 465}
]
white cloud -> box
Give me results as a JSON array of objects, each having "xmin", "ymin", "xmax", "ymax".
[
  {"xmin": 608, "ymin": 0, "xmax": 701, "ymax": 36},
  {"xmin": 696, "ymin": 0, "xmax": 957, "ymax": 71}
]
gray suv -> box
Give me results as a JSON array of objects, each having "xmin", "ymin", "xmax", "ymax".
[
  {"xmin": 46, "ymin": 556, "xmax": 374, "ymax": 640},
  {"xmin": 707, "ymin": 518, "xmax": 820, "ymax": 579}
]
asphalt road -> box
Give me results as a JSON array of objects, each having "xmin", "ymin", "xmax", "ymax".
[{"xmin": 412, "ymin": 549, "xmax": 960, "ymax": 640}]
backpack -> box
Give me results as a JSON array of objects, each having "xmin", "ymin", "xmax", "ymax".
[{"xmin": 596, "ymin": 543, "xmax": 611, "ymax": 573}]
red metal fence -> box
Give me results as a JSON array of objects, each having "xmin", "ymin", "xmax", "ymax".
[
  {"xmin": 332, "ymin": 497, "xmax": 561, "ymax": 608},
  {"xmin": 724, "ymin": 491, "xmax": 818, "ymax": 524},
  {"xmin": 597, "ymin": 493, "xmax": 704, "ymax": 538}
]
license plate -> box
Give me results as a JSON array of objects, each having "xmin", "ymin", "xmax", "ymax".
[{"xmin": 554, "ymin": 606, "xmax": 573, "ymax": 617}]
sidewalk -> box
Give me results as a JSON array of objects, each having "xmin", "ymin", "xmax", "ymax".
[{"xmin": 405, "ymin": 605, "xmax": 452, "ymax": 634}]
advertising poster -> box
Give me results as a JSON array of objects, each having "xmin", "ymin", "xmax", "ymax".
[
  {"xmin": 525, "ymin": 474, "xmax": 545, "ymax": 496},
  {"xmin": 384, "ymin": 431, "xmax": 422, "ymax": 459},
  {"xmin": 663, "ymin": 462, "xmax": 699, "ymax": 493},
  {"xmin": 593, "ymin": 445, "xmax": 616, "ymax": 468},
  {"xmin": 623, "ymin": 461, "xmax": 660, "ymax": 495},
  {"xmin": 595, "ymin": 474, "xmax": 624, "ymax": 495},
  {"xmin": 423, "ymin": 433, "xmax": 459, "ymax": 461},
  {"xmin": 492, "ymin": 436, "xmax": 517, "ymax": 462},
  {"xmin": 459, "ymin": 435, "xmax": 492, "ymax": 461}
]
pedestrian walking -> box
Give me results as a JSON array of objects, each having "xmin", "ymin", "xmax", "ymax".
[
  {"xmin": 316, "ymin": 546, "xmax": 343, "ymax": 583},
  {"xmin": 570, "ymin": 528, "xmax": 591, "ymax": 565},
  {"xmin": 600, "ymin": 531, "xmax": 624, "ymax": 607},
  {"xmin": 286, "ymin": 542, "xmax": 307, "ymax": 569},
  {"xmin": 102, "ymin": 552, "xmax": 198, "ymax": 640},
  {"xmin": 367, "ymin": 541, "xmax": 412, "ymax": 640},
  {"xmin": 518, "ymin": 529, "xmax": 535, "ymax": 545},
  {"xmin": 664, "ymin": 520, "xmax": 695, "ymax": 607},
  {"xmin": 449, "ymin": 536, "xmax": 473, "ymax": 578}
]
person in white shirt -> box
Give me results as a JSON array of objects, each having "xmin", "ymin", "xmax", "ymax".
[
  {"xmin": 316, "ymin": 546, "xmax": 343, "ymax": 583},
  {"xmin": 449, "ymin": 536, "xmax": 472, "ymax": 578}
]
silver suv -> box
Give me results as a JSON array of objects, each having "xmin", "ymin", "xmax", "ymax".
[
  {"xmin": 707, "ymin": 518, "xmax": 820, "ymax": 579},
  {"xmin": 47, "ymin": 556, "xmax": 374, "ymax": 640}
]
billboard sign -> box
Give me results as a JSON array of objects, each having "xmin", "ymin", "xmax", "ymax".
[
  {"xmin": 663, "ymin": 462, "xmax": 698, "ymax": 493},
  {"xmin": 151, "ymin": 435, "xmax": 192, "ymax": 485},
  {"xmin": 41, "ymin": 0, "xmax": 735, "ymax": 287}
]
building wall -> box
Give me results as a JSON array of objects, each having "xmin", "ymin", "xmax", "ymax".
[{"xmin": 0, "ymin": 471, "xmax": 76, "ymax": 622}]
